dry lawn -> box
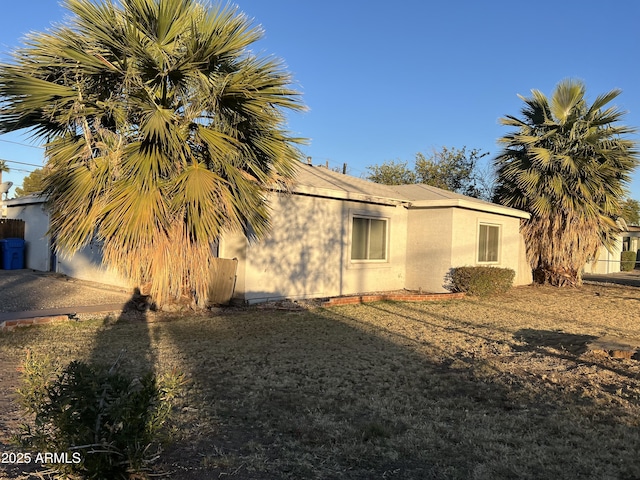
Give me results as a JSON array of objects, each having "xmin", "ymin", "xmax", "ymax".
[{"xmin": 1, "ymin": 283, "xmax": 640, "ymax": 479}]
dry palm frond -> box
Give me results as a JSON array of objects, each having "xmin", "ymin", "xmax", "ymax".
[
  {"xmin": 495, "ymin": 79, "xmax": 638, "ymax": 286},
  {"xmin": 0, "ymin": 0, "xmax": 306, "ymax": 307}
]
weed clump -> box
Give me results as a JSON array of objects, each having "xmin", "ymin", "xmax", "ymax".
[
  {"xmin": 15, "ymin": 351, "xmax": 184, "ymax": 479},
  {"xmin": 448, "ymin": 266, "xmax": 515, "ymax": 296}
]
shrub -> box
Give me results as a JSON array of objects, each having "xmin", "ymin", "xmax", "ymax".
[
  {"xmin": 621, "ymin": 250, "xmax": 637, "ymax": 272},
  {"xmin": 15, "ymin": 352, "xmax": 184, "ymax": 479},
  {"xmin": 448, "ymin": 266, "xmax": 515, "ymax": 296}
]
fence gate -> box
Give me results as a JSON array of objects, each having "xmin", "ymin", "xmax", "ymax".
[
  {"xmin": 0, "ymin": 219, "xmax": 25, "ymax": 239},
  {"xmin": 208, "ymin": 257, "xmax": 238, "ymax": 305}
]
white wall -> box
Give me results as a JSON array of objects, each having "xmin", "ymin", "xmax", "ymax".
[
  {"xmin": 221, "ymin": 192, "xmax": 407, "ymax": 304},
  {"xmin": 450, "ymin": 208, "xmax": 529, "ymax": 286},
  {"xmin": 5, "ymin": 196, "xmax": 130, "ymax": 288},
  {"xmin": 583, "ymin": 237, "xmax": 623, "ymax": 274},
  {"xmin": 56, "ymin": 240, "xmax": 130, "ymax": 288},
  {"xmin": 404, "ymin": 208, "xmax": 454, "ymax": 292},
  {"xmin": 404, "ymin": 207, "xmax": 531, "ymax": 293},
  {"xmin": 5, "ymin": 198, "xmax": 51, "ymax": 271}
]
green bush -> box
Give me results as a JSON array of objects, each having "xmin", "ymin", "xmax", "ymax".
[
  {"xmin": 448, "ymin": 266, "xmax": 516, "ymax": 296},
  {"xmin": 16, "ymin": 352, "xmax": 184, "ymax": 479},
  {"xmin": 621, "ymin": 250, "xmax": 637, "ymax": 272}
]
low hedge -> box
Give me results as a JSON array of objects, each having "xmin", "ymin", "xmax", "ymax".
[
  {"xmin": 448, "ymin": 266, "xmax": 515, "ymax": 296},
  {"xmin": 621, "ymin": 251, "xmax": 637, "ymax": 272}
]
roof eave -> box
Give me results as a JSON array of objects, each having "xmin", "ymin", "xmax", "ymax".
[
  {"xmin": 4, "ymin": 193, "xmax": 47, "ymax": 206},
  {"xmin": 408, "ymin": 198, "xmax": 530, "ymax": 219},
  {"xmin": 280, "ymin": 184, "xmax": 407, "ymax": 206}
]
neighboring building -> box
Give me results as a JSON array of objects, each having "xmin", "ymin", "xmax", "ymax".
[
  {"xmin": 623, "ymin": 225, "xmax": 640, "ymax": 260},
  {"xmin": 3, "ymin": 163, "xmax": 533, "ymax": 303},
  {"xmin": 3, "ymin": 194, "xmax": 50, "ymax": 272},
  {"xmin": 3, "ymin": 193, "xmax": 129, "ymax": 286},
  {"xmin": 583, "ymin": 240, "xmax": 624, "ymax": 275},
  {"xmin": 583, "ymin": 225, "xmax": 640, "ymax": 275},
  {"xmin": 582, "ymin": 225, "xmax": 640, "ymax": 275}
]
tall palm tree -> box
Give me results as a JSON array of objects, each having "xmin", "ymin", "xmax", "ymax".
[
  {"xmin": 0, "ymin": 0, "xmax": 305, "ymax": 306},
  {"xmin": 494, "ymin": 79, "xmax": 638, "ymax": 286}
]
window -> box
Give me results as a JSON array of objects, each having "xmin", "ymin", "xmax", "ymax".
[
  {"xmin": 351, "ymin": 216, "xmax": 387, "ymax": 261},
  {"xmin": 478, "ymin": 223, "xmax": 500, "ymax": 263}
]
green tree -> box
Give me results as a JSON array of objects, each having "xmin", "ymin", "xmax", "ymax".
[
  {"xmin": 494, "ymin": 79, "xmax": 638, "ymax": 286},
  {"xmin": 414, "ymin": 146, "xmax": 489, "ymax": 198},
  {"xmin": 0, "ymin": 0, "xmax": 305, "ymax": 307},
  {"xmin": 365, "ymin": 160, "xmax": 416, "ymax": 185},
  {"xmin": 619, "ymin": 198, "xmax": 640, "ymax": 226},
  {"xmin": 14, "ymin": 168, "xmax": 46, "ymax": 197},
  {"xmin": 366, "ymin": 147, "xmax": 491, "ymax": 199}
]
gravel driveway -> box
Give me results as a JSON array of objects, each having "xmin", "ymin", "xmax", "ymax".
[{"xmin": 0, "ymin": 269, "xmax": 133, "ymax": 321}]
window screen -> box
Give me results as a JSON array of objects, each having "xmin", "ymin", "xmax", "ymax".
[
  {"xmin": 478, "ymin": 224, "xmax": 500, "ymax": 263},
  {"xmin": 351, "ymin": 217, "xmax": 387, "ymax": 261}
]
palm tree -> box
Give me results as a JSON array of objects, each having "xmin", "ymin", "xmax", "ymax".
[
  {"xmin": 0, "ymin": 160, "xmax": 9, "ymax": 181},
  {"xmin": 494, "ymin": 79, "xmax": 638, "ymax": 286},
  {"xmin": 0, "ymin": 0, "xmax": 305, "ymax": 306}
]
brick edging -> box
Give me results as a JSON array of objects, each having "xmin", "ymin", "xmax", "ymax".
[
  {"xmin": 321, "ymin": 292, "xmax": 465, "ymax": 306},
  {"xmin": 0, "ymin": 293, "xmax": 466, "ymax": 328},
  {"xmin": 0, "ymin": 315, "xmax": 70, "ymax": 332}
]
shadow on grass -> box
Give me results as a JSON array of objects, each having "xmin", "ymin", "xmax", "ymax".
[
  {"xmin": 137, "ymin": 304, "xmax": 640, "ymax": 480},
  {"xmin": 514, "ymin": 329, "xmax": 598, "ymax": 356},
  {"xmin": 6, "ymin": 288, "xmax": 640, "ymax": 478},
  {"xmin": 87, "ymin": 288, "xmax": 157, "ymax": 375},
  {"xmin": 369, "ymin": 299, "xmax": 640, "ymax": 383}
]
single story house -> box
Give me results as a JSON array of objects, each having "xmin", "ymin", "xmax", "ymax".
[
  {"xmin": 3, "ymin": 162, "xmax": 533, "ymax": 303},
  {"xmin": 220, "ymin": 163, "xmax": 532, "ymax": 303}
]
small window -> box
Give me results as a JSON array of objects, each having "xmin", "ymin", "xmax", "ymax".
[
  {"xmin": 478, "ymin": 223, "xmax": 500, "ymax": 263},
  {"xmin": 351, "ymin": 217, "xmax": 387, "ymax": 261}
]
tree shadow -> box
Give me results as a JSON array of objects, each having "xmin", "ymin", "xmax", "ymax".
[
  {"xmin": 87, "ymin": 287, "xmax": 157, "ymax": 376},
  {"xmin": 151, "ymin": 304, "xmax": 640, "ymax": 479},
  {"xmin": 514, "ymin": 329, "xmax": 598, "ymax": 356}
]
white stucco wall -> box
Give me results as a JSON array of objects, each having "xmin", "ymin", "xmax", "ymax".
[
  {"xmin": 220, "ymin": 192, "xmax": 407, "ymax": 304},
  {"xmin": 404, "ymin": 207, "xmax": 531, "ymax": 293},
  {"xmin": 6, "ymin": 188, "xmax": 532, "ymax": 303},
  {"xmin": 404, "ymin": 208, "xmax": 454, "ymax": 292},
  {"xmin": 450, "ymin": 209, "xmax": 529, "ymax": 286},
  {"xmin": 583, "ymin": 237, "xmax": 623, "ymax": 274},
  {"xmin": 55, "ymin": 240, "xmax": 131, "ymax": 288},
  {"xmin": 5, "ymin": 197, "xmax": 51, "ymax": 271},
  {"xmin": 5, "ymin": 196, "xmax": 129, "ymax": 288}
]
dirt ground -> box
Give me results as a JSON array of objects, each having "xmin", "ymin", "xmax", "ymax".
[{"xmin": 1, "ymin": 283, "xmax": 640, "ymax": 479}]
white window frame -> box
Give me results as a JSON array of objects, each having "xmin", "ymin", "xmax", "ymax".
[
  {"xmin": 350, "ymin": 214, "xmax": 389, "ymax": 263},
  {"xmin": 477, "ymin": 222, "xmax": 501, "ymax": 264}
]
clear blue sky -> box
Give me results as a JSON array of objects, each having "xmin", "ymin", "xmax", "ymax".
[{"xmin": 1, "ymin": 0, "xmax": 640, "ymax": 199}]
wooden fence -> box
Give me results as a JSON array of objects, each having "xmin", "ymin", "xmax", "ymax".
[
  {"xmin": 0, "ymin": 219, "xmax": 24, "ymax": 239},
  {"xmin": 208, "ymin": 257, "xmax": 238, "ymax": 305}
]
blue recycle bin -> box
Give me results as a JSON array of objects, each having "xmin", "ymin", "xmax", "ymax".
[{"xmin": 0, "ymin": 238, "xmax": 25, "ymax": 270}]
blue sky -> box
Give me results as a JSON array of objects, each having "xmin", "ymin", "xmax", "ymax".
[{"xmin": 1, "ymin": 0, "xmax": 639, "ymax": 199}]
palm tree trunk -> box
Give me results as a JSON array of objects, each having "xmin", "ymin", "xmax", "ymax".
[{"xmin": 533, "ymin": 266, "xmax": 582, "ymax": 287}]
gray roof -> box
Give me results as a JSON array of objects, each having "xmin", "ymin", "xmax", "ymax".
[
  {"xmin": 389, "ymin": 183, "xmax": 481, "ymax": 202},
  {"xmin": 289, "ymin": 162, "xmax": 407, "ymax": 206},
  {"xmin": 290, "ymin": 162, "xmax": 529, "ymax": 219}
]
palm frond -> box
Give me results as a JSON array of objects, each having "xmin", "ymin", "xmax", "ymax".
[
  {"xmin": 494, "ymin": 78, "xmax": 638, "ymax": 286},
  {"xmin": 0, "ymin": 0, "xmax": 305, "ymax": 307}
]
